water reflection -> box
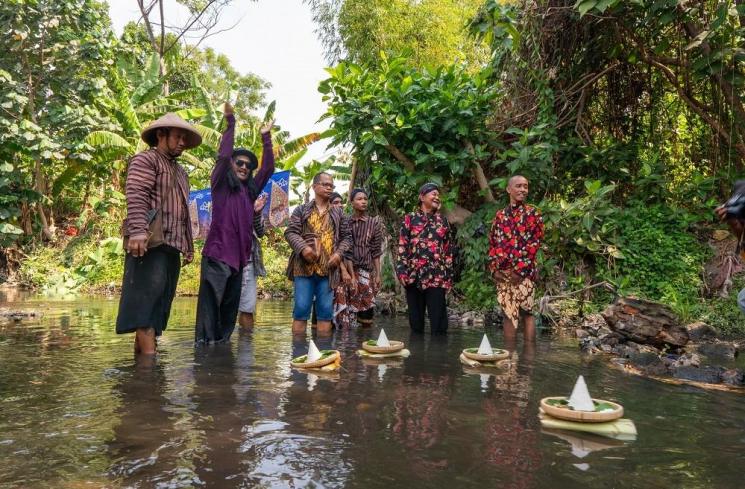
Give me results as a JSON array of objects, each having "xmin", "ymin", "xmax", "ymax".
[
  {"xmin": 1, "ymin": 295, "xmax": 745, "ymax": 488},
  {"xmin": 109, "ymin": 358, "xmax": 185, "ymax": 486}
]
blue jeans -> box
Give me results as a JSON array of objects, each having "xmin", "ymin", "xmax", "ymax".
[
  {"xmin": 293, "ymin": 274, "xmax": 333, "ymax": 321},
  {"xmin": 738, "ymin": 288, "xmax": 745, "ymax": 314}
]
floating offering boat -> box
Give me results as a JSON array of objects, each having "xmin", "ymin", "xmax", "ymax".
[
  {"xmin": 459, "ymin": 334, "xmax": 510, "ymax": 368},
  {"xmin": 539, "ymin": 375, "xmax": 636, "ymax": 440},
  {"xmin": 358, "ymin": 329, "xmax": 410, "ymax": 358},
  {"xmin": 291, "ymin": 339, "xmax": 341, "ymax": 371}
]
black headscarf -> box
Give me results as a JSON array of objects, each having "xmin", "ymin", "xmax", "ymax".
[{"xmin": 418, "ymin": 182, "xmax": 439, "ymax": 201}]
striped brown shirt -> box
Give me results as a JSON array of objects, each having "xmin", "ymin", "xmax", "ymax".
[
  {"xmin": 124, "ymin": 148, "xmax": 193, "ymax": 254},
  {"xmin": 345, "ymin": 214, "xmax": 384, "ymax": 271}
]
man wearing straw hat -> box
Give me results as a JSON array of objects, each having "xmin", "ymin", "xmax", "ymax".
[{"xmin": 116, "ymin": 112, "xmax": 202, "ymax": 355}]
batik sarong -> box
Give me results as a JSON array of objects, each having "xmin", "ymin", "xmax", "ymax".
[
  {"xmin": 334, "ymin": 269, "xmax": 376, "ymax": 328},
  {"xmin": 496, "ymin": 278, "xmax": 535, "ymax": 325}
]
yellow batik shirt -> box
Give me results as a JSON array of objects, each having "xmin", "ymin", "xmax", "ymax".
[{"xmin": 295, "ymin": 204, "xmax": 334, "ymax": 277}]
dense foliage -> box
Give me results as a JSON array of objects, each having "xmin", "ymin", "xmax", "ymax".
[
  {"xmin": 315, "ymin": 0, "xmax": 745, "ymax": 331},
  {"xmin": 0, "ymin": 0, "xmax": 323, "ymax": 293},
  {"xmin": 306, "ymin": 0, "xmax": 487, "ymax": 66}
]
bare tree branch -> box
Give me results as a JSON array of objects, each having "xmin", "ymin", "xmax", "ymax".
[{"xmin": 136, "ymin": 0, "xmax": 159, "ymax": 52}]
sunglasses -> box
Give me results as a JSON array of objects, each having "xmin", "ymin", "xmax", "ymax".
[{"xmin": 234, "ymin": 159, "xmax": 252, "ymax": 168}]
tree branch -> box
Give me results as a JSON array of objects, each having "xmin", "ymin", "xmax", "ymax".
[
  {"xmin": 136, "ymin": 0, "xmax": 159, "ymax": 52},
  {"xmin": 384, "ymin": 144, "xmax": 415, "ymax": 172},
  {"xmin": 463, "ymin": 140, "xmax": 495, "ymax": 202}
]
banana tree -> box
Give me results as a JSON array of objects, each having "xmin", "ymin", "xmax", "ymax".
[
  {"xmin": 64, "ymin": 54, "xmax": 208, "ymax": 194},
  {"xmin": 286, "ymin": 155, "xmax": 352, "ymax": 204},
  {"xmin": 185, "ymin": 86, "xmax": 325, "ymax": 189}
]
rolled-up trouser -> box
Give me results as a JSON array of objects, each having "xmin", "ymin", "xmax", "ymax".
[
  {"xmin": 293, "ymin": 274, "xmax": 333, "ymax": 321},
  {"xmin": 239, "ymin": 262, "xmax": 258, "ymax": 314},
  {"xmin": 195, "ymin": 256, "xmax": 242, "ymax": 344}
]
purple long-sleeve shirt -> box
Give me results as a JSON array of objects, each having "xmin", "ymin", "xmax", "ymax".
[{"xmin": 202, "ymin": 114, "xmax": 275, "ymax": 271}]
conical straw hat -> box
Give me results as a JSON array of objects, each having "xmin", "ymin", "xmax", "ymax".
[{"xmin": 141, "ymin": 112, "xmax": 202, "ymax": 149}]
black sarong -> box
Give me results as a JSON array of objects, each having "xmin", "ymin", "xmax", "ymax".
[
  {"xmin": 195, "ymin": 256, "xmax": 242, "ymax": 344},
  {"xmin": 116, "ymin": 245, "xmax": 181, "ymax": 336}
]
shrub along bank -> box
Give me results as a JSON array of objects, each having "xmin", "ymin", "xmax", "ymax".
[
  {"xmin": 14, "ymin": 202, "xmax": 745, "ymax": 337},
  {"xmin": 17, "ymin": 214, "xmax": 293, "ymax": 299}
]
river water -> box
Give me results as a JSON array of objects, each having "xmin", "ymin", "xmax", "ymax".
[{"xmin": 0, "ymin": 293, "xmax": 744, "ymax": 488}]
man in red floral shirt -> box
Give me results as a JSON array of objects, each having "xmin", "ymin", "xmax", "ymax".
[{"xmin": 488, "ymin": 175, "xmax": 544, "ymax": 340}]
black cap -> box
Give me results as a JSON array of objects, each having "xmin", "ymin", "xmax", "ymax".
[{"xmin": 232, "ymin": 148, "xmax": 258, "ymax": 170}]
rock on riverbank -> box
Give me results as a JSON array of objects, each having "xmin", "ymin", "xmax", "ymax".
[{"xmin": 576, "ymin": 297, "xmax": 745, "ymax": 388}]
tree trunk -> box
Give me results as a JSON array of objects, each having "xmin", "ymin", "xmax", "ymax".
[
  {"xmin": 24, "ymin": 71, "xmax": 53, "ymax": 239},
  {"xmin": 158, "ymin": 0, "xmax": 169, "ymax": 95},
  {"xmin": 464, "ymin": 140, "xmax": 495, "ymax": 203},
  {"xmin": 33, "ymin": 159, "xmax": 54, "ymax": 241},
  {"xmin": 349, "ymin": 157, "xmax": 359, "ymax": 188}
]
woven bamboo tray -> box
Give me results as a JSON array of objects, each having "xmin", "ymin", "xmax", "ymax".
[
  {"xmin": 290, "ymin": 350, "xmax": 340, "ymax": 369},
  {"xmin": 362, "ymin": 340, "xmax": 404, "ymax": 354},
  {"xmin": 540, "ymin": 397, "xmax": 624, "ymax": 423},
  {"xmin": 462, "ymin": 348, "xmax": 510, "ymax": 362}
]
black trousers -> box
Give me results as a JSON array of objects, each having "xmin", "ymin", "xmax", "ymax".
[
  {"xmin": 405, "ymin": 286, "xmax": 448, "ymax": 334},
  {"xmin": 195, "ymin": 256, "xmax": 242, "ymax": 344}
]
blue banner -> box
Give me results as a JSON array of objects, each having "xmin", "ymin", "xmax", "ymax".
[{"xmin": 188, "ymin": 170, "xmax": 291, "ymax": 239}]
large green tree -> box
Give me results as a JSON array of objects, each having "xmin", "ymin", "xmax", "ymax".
[
  {"xmin": 0, "ymin": 0, "xmax": 114, "ymax": 240},
  {"xmin": 320, "ymin": 54, "xmax": 498, "ymax": 223},
  {"xmin": 306, "ymin": 0, "xmax": 487, "ymax": 67},
  {"xmin": 117, "ymin": 22, "xmax": 269, "ymax": 120}
]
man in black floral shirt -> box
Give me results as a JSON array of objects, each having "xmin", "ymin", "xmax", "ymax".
[{"xmin": 396, "ymin": 183, "xmax": 454, "ymax": 334}]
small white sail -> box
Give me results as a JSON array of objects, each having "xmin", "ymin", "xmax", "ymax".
[
  {"xmin": 377, "ymin": 329, "xmax": 391, "ymax": 347},
  {"xmin": 567, "ymin": 375, "xmax": 595, "ymax": 412},
  {"xmin": 572, "ymin": 445, "xmax": 591, "ymax": 459},
  {"xmin": 307, "ymin": 340, "xmax": 323, "ymax": 363},
  {"xmin": 477, "ymin": 334, "xmax": 493, "ymax": 355}
]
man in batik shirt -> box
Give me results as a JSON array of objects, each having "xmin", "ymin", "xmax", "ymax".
[
  {"xmin": 285, "ymin": 172, "xmax": 352, "ymax": 335},
  {"xmin": 488, "ymin": 175, "xmax": 544, "ymax": 340},
  {"xmin": 396, "ymin": 183, "xmax": 454, "ymax": 334}
]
